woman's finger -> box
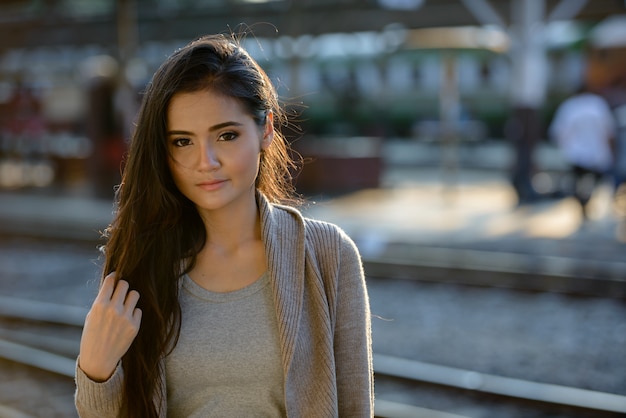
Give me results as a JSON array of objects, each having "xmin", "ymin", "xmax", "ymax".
[
  {"xmin": 97, "ymin": 272, "xmax": 117, "ymax": 301},
  {"xmin": 132, "ymin": 307, "xmax": 143, "ymax": 326},
  {"xmin": 111, "ymin": 279, "xmax": 130, "ymax": 306},
  {"xmin": 124, "ymin": 290, "xmax": 140, "ymax": 314}
]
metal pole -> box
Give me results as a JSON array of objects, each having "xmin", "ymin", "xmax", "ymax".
[
  {"xmin": 508, "ymin": 0, "xmax": 546, "ymax": 204},
  {"xmin": 440, "ymin": 51, "xmax": 459, "ymax": 203}
]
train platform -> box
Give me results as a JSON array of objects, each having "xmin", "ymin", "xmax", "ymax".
[
  {"xmin": 1, "ymin": 139, "xmax": 625, "ymax": 296},
  {"xmin": 1, "ymin": 143, "xmax": 625, "ymax": 418}
]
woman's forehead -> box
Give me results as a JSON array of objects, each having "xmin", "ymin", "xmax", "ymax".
[{"xmin": 167, "ymin": 90, "xmax": 251, "ymax": 127}]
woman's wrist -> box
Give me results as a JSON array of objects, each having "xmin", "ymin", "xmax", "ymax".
[{"xmin": 78, "ymin": 357, "xmax": 117, "ymax": 383}]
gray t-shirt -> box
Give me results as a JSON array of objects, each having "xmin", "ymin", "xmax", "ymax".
[{"xmin": 165, "ymin": 273, "xmax": 285, "ymax": 417}]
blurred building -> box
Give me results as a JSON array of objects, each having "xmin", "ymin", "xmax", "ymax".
[{"xmin": 0, "ymin": 0, "xmax": 624, "ymax": 196}]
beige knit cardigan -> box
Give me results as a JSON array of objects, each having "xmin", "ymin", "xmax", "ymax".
[{"xmin": 75, "ymin": 193, "xmax": 374, "ymax": 417}]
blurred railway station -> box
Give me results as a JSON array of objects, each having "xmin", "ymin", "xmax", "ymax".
[
  {"xmin": 1, "ymin": 1, "xmax": 626, "ymax": 417},
  {"xmin": 0, "ymin": 0, "xmax": 625, "ymax": 199}
]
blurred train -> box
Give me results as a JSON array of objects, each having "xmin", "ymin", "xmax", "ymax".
[{"xmin": 0, "ymin": 19, "xmax": 624, "ymax": 193}]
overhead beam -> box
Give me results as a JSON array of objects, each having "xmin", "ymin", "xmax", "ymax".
[
  {"xmin": 547, "ymin": 0, "xmax": 588, "ymax": 21},
  {"xmin": 0, "ymin": 0, "xmax": 623, "ymax": 52},
  {"xmin": 459, "ymin": 0, "xmax": 507, "ymax": 27},
  {"xmin": 0, "ymin": 5, "xmax": 476, "ymax": 51}
]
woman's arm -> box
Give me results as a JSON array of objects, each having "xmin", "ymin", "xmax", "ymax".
[
  {"xmin": 75, "ymin": 358, "xmax": 124, "ymax": 417},
  {"xmin": 75, "ymin": 272, "xmax": 142, "ymax": 417},
  {"xmin": 333, "ymin": 234, "xmax": 375, "ymax": 417}
]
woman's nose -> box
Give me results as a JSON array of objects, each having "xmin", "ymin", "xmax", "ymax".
[{"xmin": 198, "ymin": 144, "xmax": 220, "ymax": 170}]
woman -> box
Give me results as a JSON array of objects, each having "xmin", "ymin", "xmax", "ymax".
[{"xmin": 75, "ymin": 34, "xmax": 374, "ymax": 417}]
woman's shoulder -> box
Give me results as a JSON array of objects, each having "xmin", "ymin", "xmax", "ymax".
[
  {"xmin": 302, "ymin": 215, "xmax": 346, "ymax": 238},
  {"xmin": 274, "ymin": 202, "xmax": 345, "ymax": 235},
  {"xmin": 301, "ymin": 213, "xmax": 358, "ymax": 255},
  {"xmin": 262, "ymin": 196, "xmax": 355, "ymax": 247}
]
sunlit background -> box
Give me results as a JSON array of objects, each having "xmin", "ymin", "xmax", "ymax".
[
  {"xmin": 0, "ymin": 0, "xmax": 623, "ymax": 197},
  {"xmin": 0, "ymin": 1, "xmax": 625, "ymax": 417}
]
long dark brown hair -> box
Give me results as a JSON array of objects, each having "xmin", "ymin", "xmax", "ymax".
[{"xmin": 101, "ymin": 34, "xmax": 298, "ymax": 417}]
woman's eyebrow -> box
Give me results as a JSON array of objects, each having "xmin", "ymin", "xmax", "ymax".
[
  {"xmin": 167, "ymin": 121, "xmax": 244, "ymax": 136},
  {"xmin": 167, "ymin": 129, "xmax": 193, "ymax": 136},
  {"xmin": 209, "ymin": 121, "xmax": 244, "ymax": 132}
]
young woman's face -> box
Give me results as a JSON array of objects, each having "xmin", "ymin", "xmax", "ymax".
[{"xmin": 166, "ymin": 89, "xmax": 273, "ymax": 213}]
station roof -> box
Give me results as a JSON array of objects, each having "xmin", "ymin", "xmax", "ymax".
[{"xmin": 0, "ymin": 0, "xmax": 624, "ymax": 52}]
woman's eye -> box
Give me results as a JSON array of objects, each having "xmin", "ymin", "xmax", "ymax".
[
  {"xmin": 219, "ymin": 132, "xmax": 238, "ymax": 142},
  {"xmin": 172, "ymin": 138, "xmax": 192, "ymax": 147}
]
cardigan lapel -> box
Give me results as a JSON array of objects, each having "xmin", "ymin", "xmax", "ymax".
[{"xmin": 258, "ymin": 193, "xmax": 306, "ymax": 378}]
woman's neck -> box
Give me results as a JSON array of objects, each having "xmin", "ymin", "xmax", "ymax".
[{"xmin": 197, "ymin": 192, "xmax": 261, "ymax": 252}]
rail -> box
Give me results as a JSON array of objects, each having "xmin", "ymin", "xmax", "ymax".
[
  {"xmin": 363, "ymin": 245, "xmax": 626, "ymax": 299},
  {"xmin": 1, "ymin": 295, "xmax": 625, "ymax": 417},
  {"xmin": 375, "ymin": 354, "xmax": 626, "ymax": 414}
]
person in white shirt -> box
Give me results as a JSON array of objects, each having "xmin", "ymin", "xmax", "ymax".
[{"xmin": 549, "ymin": 85, "xmax": 617, "ymax": 219}]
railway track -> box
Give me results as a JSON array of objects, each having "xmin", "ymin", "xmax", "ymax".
[
  {"xmin": 0, "ymin": 291, "xmax": 624, "ymax": 418},
  {"xmin": 0, "ymin": 237, "xmax": 624, "ymax": 417},
  {"xmin": 362, "ymin": 243, "xmax": 626, "ymax": 300}
]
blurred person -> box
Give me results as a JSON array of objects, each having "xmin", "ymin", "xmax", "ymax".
[
  {"xmin": 85, "ymin": 72, "xmax": 125, "ymax": 198},
  {"xmin": 507, "ymin": 106, "xmax": 542, "ymax": 205},
  {"xmin": 74, "ymin": 34, "xmax": 374, "ymax": 417},
  {"xmin": 548, "ymin": 84, "xmax": 617, "ymax": 219}
]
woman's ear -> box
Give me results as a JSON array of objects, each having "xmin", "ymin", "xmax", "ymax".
[{"xmin": 261, "ymin": 111, "xmax": 274, "ymax": 150}]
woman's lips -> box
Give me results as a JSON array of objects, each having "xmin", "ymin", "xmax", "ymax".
[{"xmin": 197, "ymin": 180, "xmax": 227, "ymax": 191}]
